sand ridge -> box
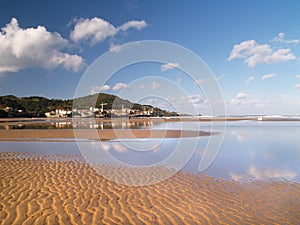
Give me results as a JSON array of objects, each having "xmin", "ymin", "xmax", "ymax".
[
  {"xmin": 0, "ymin": 129, "xmax": 211, "ymax": 142},
  {"xmin": 1, "ymin": 152, "xmax": 300, "ymax": 225}
]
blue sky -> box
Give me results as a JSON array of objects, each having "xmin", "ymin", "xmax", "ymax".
[{"xmin": 1, "ymin": 0, "xmax": 300, "ymax": 115}]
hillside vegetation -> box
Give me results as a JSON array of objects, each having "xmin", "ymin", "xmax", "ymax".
[{"xmin": 0, "ymin": 93, "xmax": 178, "ymax": 118}]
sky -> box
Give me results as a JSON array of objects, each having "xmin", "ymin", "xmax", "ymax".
[{"xmin": 1, "ymin": 0, "xmax": 300, "ymax": 115}]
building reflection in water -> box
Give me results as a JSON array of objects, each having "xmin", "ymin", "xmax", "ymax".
[{"xmin": 0, "ymin": 119, "xmax": 155, "ymax": 130}]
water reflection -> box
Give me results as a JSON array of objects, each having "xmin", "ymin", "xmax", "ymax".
[
  {"xmin": 0, "ymin": 142, "xmax": 80, "ymax": 155},
  {"xmin": 88, "ymin": 139, "xmax": 178, "ymax": 166},
  {"xmin": 229, "ymin": 165, "xmax": 297, "ymax": 182},
  {"xmin": 0, "ymin": 121, "xmax": 300, "ymax": 183},
  {"xmin": 0, "ymin": 119, "xmax": 155, "ymax": 130},
  {"xmin": 195, "ymin": 121, "xmax": 300, "ymax": 182}
]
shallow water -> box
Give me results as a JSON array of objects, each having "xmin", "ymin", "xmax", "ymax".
[
  {"xmin": 0, "ymin": 119, "xmax": 156, "ymax": 129},
  {"xmin": 1, "ymin": 121, "xmax": 300, "ymax": 183},
  {"xmin": 185, "ymin": 121, "xmax": 300, "ymax": 183}
]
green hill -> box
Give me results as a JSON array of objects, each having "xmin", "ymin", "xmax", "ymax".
[{"xmin": 0, "ymin": 93, "xmax": 178, "ymax": 118}]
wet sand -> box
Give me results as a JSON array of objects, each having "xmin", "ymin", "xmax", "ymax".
[
  {"xmin": 0, "ymin": 129, "xmax": 210, "ymax": 142},
  {"xmin": 1, "ymin": 152, "xmax": 299, "ymax": 225},
  {"xmin": 0, "ymin": 117, "xmax": 254, "ymax": 123}
]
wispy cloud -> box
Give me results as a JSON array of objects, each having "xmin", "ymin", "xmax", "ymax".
[
  {"xmin": 166, "ymin": 94, "xmax": 208, "ymax": 115},
  {"xmin": 151, "ymin": 81, "xmax": 161, "ymax": 90},
  {"xmin": 294, "ymin": 83, "xmax": 300, "ymax": 89},
  {"xmin": 117, "ymin": 20, "xmax": 147, "ymax": 32},
  {"xmin": 0, "ymin": 18, "xmax": 85, "ymax": 74},
  {"xmin": 161, "ymin": 62, "xmax": 180, "ymax": 71},
  {"xmin": 295, "ymin": 75, "xmax": 300, "ymax": 89},
  {"xmin": 246, "ymin": 76, "xmax": 254, "ymax": 83},
  {"xmin": 188, "ymin": 94, "xmax": 205, "ymax": 105},
  {"xmin": 228, "ymin": 39, "xmax": 295, "ymax": 67},
  {"xmin": 194, "ymin": 79, "xmax": 206, "ymax": 85},
  {"xmin": 70, "ymin": 17, "xmax": 147, "ymax": 45},
  {"xmin": 230, "ymin": 91, "xmax": 250, "ymax": 105},
  {"xmin": 273, "ymin": 32, "xmax": 300, "ymax": 45},
  {"xmin": 261, "ymin": 73, "xmax": 275, "ymax": 80},
  {"xmin": 109, "ymin": 43, "xmax": 122, "ymax": 53}
]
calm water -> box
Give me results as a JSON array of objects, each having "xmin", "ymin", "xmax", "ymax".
[
  {"xmin": 0, "ymin": 119, "xmax": 155, "ymax": 129},
  {"xmin": 1, "ymin": 121, "xmax": 300, "ymax": 183}
]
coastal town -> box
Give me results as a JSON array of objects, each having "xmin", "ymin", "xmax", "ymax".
[
  {"xmin": 0, "ymin": 95, "xmax": 179, "ymax": 118},
  {"xmin": 45, "ymin": 104, "xmax": 156, "ymax": 118}
]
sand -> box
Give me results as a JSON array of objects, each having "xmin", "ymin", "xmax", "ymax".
[
  {"xmin": 0, "ymin": 129, "xmax": 210, "ymax": 142},
  {"xmin": 1, "ymin": 152, "xmax": 299, "ymax": 225}
]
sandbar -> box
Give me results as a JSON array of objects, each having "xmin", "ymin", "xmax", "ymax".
[{"xmin": 0, "ymin": 129, "xmax": 211, "ymax": 142}]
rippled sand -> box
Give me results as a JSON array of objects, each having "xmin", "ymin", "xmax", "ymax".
[{"xmin": 1, "ymin": 152, "xmax": 299, "ymax": 225}]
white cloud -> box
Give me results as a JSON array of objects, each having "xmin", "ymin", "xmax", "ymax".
[
  {"xmin": 70, "ymin": 17, "xmax": 116, "ymax": 44},
  {"xmin": 188, "ymin": 94, "xmax": 204, "ymax": 105},
  {"xmin": 296, "ymin": 75, "xmax": 300, "ymax": 80},
  {"xmin": 100, "ymin": 85, "xmax": 110, "ymax": 91},
  {"xmin": 0, "ymin": 18, "xmax": 85, "ymax": 74},
  {"xmin": 294, "ymin": 83, "xmax": 300, "ymax": 89},
  {"xmin": 90, "ymin": 85, "xmax": 110, "ymax": 94},
  {"xmin": 117, "ymin": 20, "xmax": 147, "ymax": 31},
  {"xmin": 151, "ymin": 81, "xmax": 161, "ymax": 90},
  {"xmin": 228, "ymin": 39, "xmax": 296, "ymax": 67},
  {"xmin": 109, "ymin": 43, "xmax": 122, "ymax": 53},
  {"xmin": 236, "ymin": 91, "xmax": 249, "ymax": 99},
  {"xmin": 112, "ymin": 82, "xmax": 129, "ymax": 91},
  {"xmin": 165, "ymin": 94, "xmax": 208, "ymax": 115},
  {"xmin": 246, "ymin": 76, "xmax": 254, "ymax": 83},
  {"xmin": 225, "ymin": 93, "xmax": 300, "ymax": 115},
  {"xmin": 273, "ymin": 32, "xmax": 300, "ymax": 45},
  {"xmin": 230, "ymin": 91, "xmax": 249, "ymax": 105},
  {"xmin": 70, "ymin": 17, "xmax": 147, "ymax": 45},
  {"xmin": 161, "ymin": 62, "xmax": 180, "ymax": 71},
  {"xmin": 261, "ymin": 73, "xmax": 275, "ymax": 80},
  {"xmin": 143, "ymin": 98, "xmax": 158, "ymax": 105}
]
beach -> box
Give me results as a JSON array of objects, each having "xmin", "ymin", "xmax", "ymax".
[
  {"xmin": 2, "ymin": 0, "xmax": 300, "ymax": 223},
  {"xmin": 1, "ymin": 152, "xmax": 300, "ymax": 225},
  {"xmin": 1, "ymin": 118, "xmax": 300, "ymax": 224}
]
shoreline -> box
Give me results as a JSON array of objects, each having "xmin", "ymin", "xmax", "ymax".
[{"xmin": 1, "ymin": 116, "xmax": 300, "ymax": 124}]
